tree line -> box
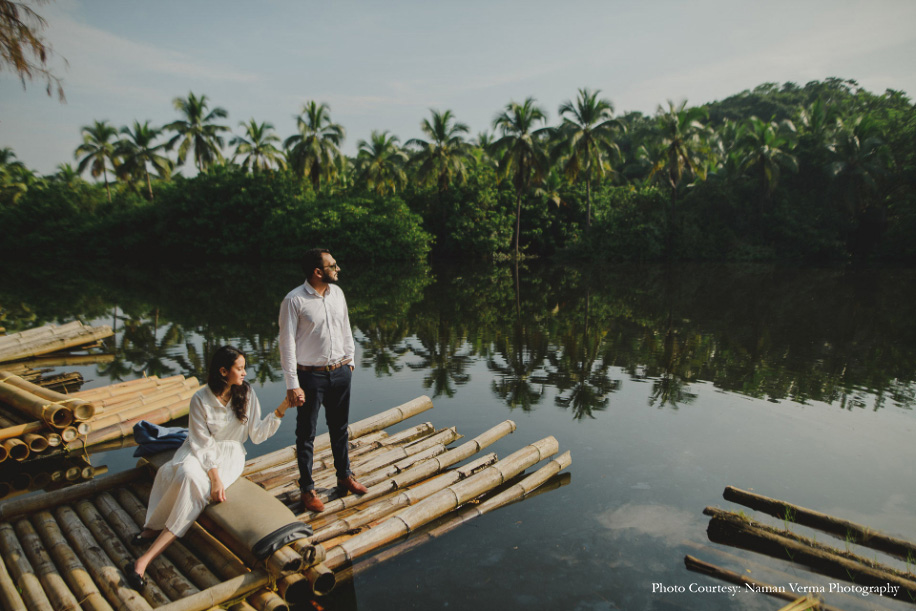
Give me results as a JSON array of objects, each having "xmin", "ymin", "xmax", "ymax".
[{"xmin": 2, "ymin": 77, "xmax": 915, "ymax": 262}]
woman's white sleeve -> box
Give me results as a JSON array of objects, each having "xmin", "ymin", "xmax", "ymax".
[
  {"xmin": 187, "ymin": 393, "xmax": 220, "ymax": 471},
  {"xmin": 247, "ymin": 390, "xmax": 281, "ymax": 444}
]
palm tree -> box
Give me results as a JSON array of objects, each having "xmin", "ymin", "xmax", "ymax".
[
  {"xmin": 648, "ymin": 100, "xmax": 710, "ymax": 254},
  {"xmin": 738, "ymin": 116, "xmax": 798, "ymax": 201},
  {"xmin": 117, "ymin": 121, "xmax": 171, "ymax": 199},
  {"xmin": 51, "ymin": 162, "xmax": 83, "ymax": 188},
  {"xmin": 284, "ymin": 101, "xmax": 345, "ymax": 193},
  {"xmin": 230, "ymin": 119, "xmax": 286, "ymax": 173},
  {"xmin": 491, "ymin": 97, "xmax": 550, "ymax": 258},
  {"xmin": 355, "ymin": 130, "xmax": 408, "ymax": 196},
  {"xmin": 406, "ymin": 109, "xmax": 474, "ymax": 195},
  {"xmin": 555, "ymin": 88, "xmax": 623, "ymax": 230},
  {"xmin": 165, "ymin": 92, "xmax": 229, "ymax": 173},
  {"xmin": 75, "ymin": 119, "xmax": 119, "ymax": 202}
]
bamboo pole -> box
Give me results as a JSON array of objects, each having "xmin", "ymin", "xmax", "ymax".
[
  {"xmin": 723, "ymin": 485, "xmax": 916, "ymax": 561},
  {"xmin": 336, "ymin": 453, "xmax": 572, "ymax": 584},
  {"xmin": 24, "ymin": 432, "xmax": 49, "ymax": 453},
  {"xmin": 13, "ymin": 517, "xmax": 83, "ymax": 611},
  {"xmin": 684, "ymin": 555, "xmax": 844, "ymax": 611},
  {"xmin": 4, "ymin": 438, "xmax": 29, "ymax": 461},
  {"xmin": 0, "ymin": 521, "xmax": 54, "ymax": 610},
  {"xmin": 72, "ymin": 376, "xmax": 184, "ymax": 401},
  {"xmin": 86, "ymin": 378, "xmax": 199, "ymax": 414},
  {"xmin": 0, "ymin": 321, "xmax": 84, "ymax": 344},
  {"xmin": 277, "ymin": 563, "xmax": 335, "ymax": 599},
  {"xmin": 705, "ymin": 507, "xmax": 916, "ymax": 600},
  {"xmin": 349, "ymin": 427, "xmax": 462, "ymax": 477},
  {"xmin": 0, "ymin": 325, "xmax": 113, "ymax": 363},
  {"xmin": 92, "ymin": 492, "xmax": 202, "ymax": 601},
  {"xmin": 0, "ymin": 442, "xmax": 7, "ymax": 463},
  {"xmin": 0, "ymin": 467, "xmax": 149, "ymax": 521},
  {"xmin": 316, "ymin": 420, "xmax": 517, "ymax": 517},
  {"xmin": 86, "ymin": 385, "xmax": 199, "ymax": 431},
  {"xmin": 0, "ymin": 551, "xmax": 27, "ymax": 611},
  {"xmin": 72, "ymin": 498, "xmax": 172, "ymax": 607},
  {"xmin": 242, "ymin": 395, "xmax": 434, "ymax": 477},
  {"xmin": 146, "ymin": 569, "xmax": 271, "ymax": 611},
  {"xmin": 324, "ymin": 436, "xmax": 559, "ymax": 570},
  {"xmin": 245, "ymin": 589, "xmax": 289, "ymax": 611},
  {"xmin": 31, "ymin": 510, "xmax": 113, "ymax": 611},
  {"xmin": 0, "ymin": 369, "xmax": 96, "ymax": 420},
  {"xmin": 312, "ymin": 453, "xmax": 499, "ymax": 544},
  {"xmin": 84, "ymin": 394, "xmax": 198, "ymax": 447},
  {"xmin": 54, "ymin": 505, "xmax": 155, "ymax": 611},
  {"xmin": 0, "ymin": 381, "xmax": 74, "ymax": 428}
]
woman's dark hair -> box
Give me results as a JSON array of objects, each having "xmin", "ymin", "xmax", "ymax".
[
  {"xmin": 301, "ymin": 247, "xmax": 330, "ymax": 277},
  {"xmin": 207, "ymin": 345, "xmax": 249, "ymax": 423}
]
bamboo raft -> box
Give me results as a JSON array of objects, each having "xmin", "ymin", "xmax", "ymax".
[
  {"xmin": 0, "ymin": 321, "xmax": 113, "ymax": 364},
  {"xmin": 0, "ymin": 395, "xmax": 571, "ymax": 610},
  {"xmin": 0, "ymin": 372, "xmax": 201, "ymax": 463},
  {"xmin": 687, "ymin": 486, "xmax": 916, "ymax": 608}
]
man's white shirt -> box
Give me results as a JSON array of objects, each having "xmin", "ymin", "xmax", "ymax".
[{"xmin": 279, "ymin": 281, "xmax": 355, "ymax": 390}]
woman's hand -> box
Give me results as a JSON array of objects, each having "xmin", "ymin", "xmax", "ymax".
[{"xmin": 209, "ymin": 468, "xmax": 227, "ymax": 503}]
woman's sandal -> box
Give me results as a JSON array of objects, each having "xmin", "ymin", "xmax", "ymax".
[{"xmin": 123, "ymin": 563, "xmax": 147, "ymax": 590}]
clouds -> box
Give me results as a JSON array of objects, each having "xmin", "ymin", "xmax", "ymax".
[{"xmin": 3, "ymin": 1, "xmax": 915, "ymax": 174}]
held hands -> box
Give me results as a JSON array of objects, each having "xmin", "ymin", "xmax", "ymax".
[{"xmin": 286, "ymin": 388, "xmax": 305, "ymax": 408}]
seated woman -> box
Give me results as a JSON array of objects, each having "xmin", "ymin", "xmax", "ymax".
[{"xmin": 124, "ymin": 345, "xmax": 288, "ymax": 589}]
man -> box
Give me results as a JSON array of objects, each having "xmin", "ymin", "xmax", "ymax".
[{"xmin": 279, "ymin": 248, "xmax": 368, "ymax": 513}]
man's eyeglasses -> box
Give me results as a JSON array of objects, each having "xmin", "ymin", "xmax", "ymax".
[{"xmin": 323, "ymin": 263, "xmax": 340, "ymax": 270}]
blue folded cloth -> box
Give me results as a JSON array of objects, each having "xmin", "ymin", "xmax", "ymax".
[{"xmin": 132, "ymin": 420, "xmax": 188, "ymax": 457}]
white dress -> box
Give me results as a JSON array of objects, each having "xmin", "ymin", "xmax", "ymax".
[{"xmin": 144, "ymin": 385, "xmax": 281, "ymax": 537}]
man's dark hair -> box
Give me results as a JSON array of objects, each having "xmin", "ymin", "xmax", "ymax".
[{"xmin": 302, "ymin": 248, "xmax": 331, "ymax": 277}]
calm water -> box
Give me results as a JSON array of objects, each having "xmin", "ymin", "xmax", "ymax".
[{"xmin": 3, "ymin": 261, "xmax": 915, "ymax": 610}]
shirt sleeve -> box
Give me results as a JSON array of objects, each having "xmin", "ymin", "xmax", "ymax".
[
  {"xmin": 187, "ymin": 393, "xmax": 220, "ymax": 472},
  {"xmin": 341, "ymin": 292, "xmax": 355, "ymax": 362},
  {"xmin": 278, "ymin": 294, "xmax": 300, "ymax": 390},
  {"xmin": 246, "ymin": 389, "xmax": 281, "ymax": 444}
]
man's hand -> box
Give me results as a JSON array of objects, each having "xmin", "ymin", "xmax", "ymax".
[{"xmin": 287, "ymin": 388, "xmax": 305, "ymax": 407}]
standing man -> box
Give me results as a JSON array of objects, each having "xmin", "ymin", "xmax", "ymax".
[{"xmin": 279, "ymin": 248, "xmax": 368, "ymax": 513}]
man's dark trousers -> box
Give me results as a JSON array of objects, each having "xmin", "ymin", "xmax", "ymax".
[{"xmin": 295, "ymin": 366, "xmax": 352, "ymax": 492}]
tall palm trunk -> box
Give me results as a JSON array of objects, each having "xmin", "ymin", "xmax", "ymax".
[
  {"xmin": 585, "ymin": 178, "xmax": 592, "ymax": 232},
  {"xmin": 103, "ymin": 167, "xmax": 111, "ymax": 202},
  {"xmin": 514, "ymin": 192, "xmax": 522, "ymax": 259},
  {"xmin": 145, "ymin": 168, "xmax": 154, "ymax": 200}
]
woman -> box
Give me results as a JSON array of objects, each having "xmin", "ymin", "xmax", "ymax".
[{"xmin": 124, "ymin": 345, "xmax": 288, "ymax": 589}]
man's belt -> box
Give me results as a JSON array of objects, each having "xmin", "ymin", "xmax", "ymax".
[{"xmin": 297, "ymin": 359, "xmax": 352, "ymax": 372}]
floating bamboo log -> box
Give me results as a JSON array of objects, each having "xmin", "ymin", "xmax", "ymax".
[
  {"xmin": 0, "ymin": 521, "xmax": 54, "ymax": 610},
  {"xmin": 55, "ymin": 505, "xmax": 154, "ymax": 611},
  {"xmin": 336, "ymin": 452, "xmax": 572, "ymax": 584},
  {"xmin": 0, "ymin": 369, "xmax": 96, "ymax": 421},
  {"xmin": 723, "ymin": 485, "xmax": 916, "ymax": 561},
  {"xmin": 0, "ymin": 382, "xmax": 74, "ymax": 428},
  {"xmin": 13, "ymin": 517, "xmax": 82, "ymax": 611},
  {"xmin": 0, "ymin": 467, "xmax": 148, "ymax": 521},
  {"xmin": 684, "ymin": 555, "xmax": 844, "ymax": 611},
  {"xmin": 4, "ymin": 438, "xmax": 28, "ymax": 461},
  {"xmin": 0, "ymin": 322, "xmax": 84, "ymax": 351},
  {"xmin": 316, "ymin": 419, "xmax": 517, "ymax": 517},
  {"xmin": 324, "ymin": 436, "xmax": 559, "ymax": 570},
  {"xmin": 31, "ymin": 510, "xmax": 113, "ymax": 611},
  {"xmin": 72, "ymin": 375, "xmax": 185, "ymax": 402},
  {"xmin": 0, "ymin": 322, "xmax": 113, "ymax": 363},
  {"xmin": 0, "ymin": 551, "xmax": 26, "ymax": 611},
  {"xmin": 311, "ymin": 453, "xmax": 499, "ymax": 544},
  {"xmin": 242, "ymin": 396, "xmax": 434, "ymax": 477},
  {"xmin": 705, "ymin": 507, "xmax": 916, "ymax": 600}
]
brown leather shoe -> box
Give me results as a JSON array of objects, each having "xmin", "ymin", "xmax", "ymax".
[
  {"xmin": 337, "ymin": 475, "xmax": 368, "ymax": 495},
  {"xmin": 299, "ymin": 490, "xmax": 325, "ymax": 513}
]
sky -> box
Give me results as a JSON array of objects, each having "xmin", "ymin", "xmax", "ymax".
[{"xmin": 2, "ymin": 0, "xmax": 916, "ymax": 176}]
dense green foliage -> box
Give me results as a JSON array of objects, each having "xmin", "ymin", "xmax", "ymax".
[{"xmin": 2, "ymin": 78, "xmax": 916, "ymax": 262}]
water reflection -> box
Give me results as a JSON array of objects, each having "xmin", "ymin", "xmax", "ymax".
[{"xmin": 3, "ymin": 261, "xmax": 915, "ymax": 417}]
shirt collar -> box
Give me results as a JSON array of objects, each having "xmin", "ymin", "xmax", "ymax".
[{"xmin": 304, "ymin": 280, "xmax": 332, "ymax": 297}]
